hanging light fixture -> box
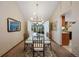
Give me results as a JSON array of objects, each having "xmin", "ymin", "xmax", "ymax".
[{"xmin": 30, "ymin": 2, "xmax": 44, "ymax": 24}]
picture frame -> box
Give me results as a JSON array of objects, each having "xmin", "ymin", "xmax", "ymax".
[
  {"xmin": 7, "ymin": 18, "xmax": 21, "ymax": 32},
  {"xmin": 52, "ymin": 21, "xmax": 57, "ymax": 31}
]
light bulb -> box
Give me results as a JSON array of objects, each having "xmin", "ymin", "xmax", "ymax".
[
  {"xmin": 30, "ymin": 17, "xmax": 33, "ymax": 21},
  {"xmin": 33, "ymin": 12, "xmax": 36, "ymax": 16}
]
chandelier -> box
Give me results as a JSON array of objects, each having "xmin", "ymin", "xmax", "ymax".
[{"xmin": 30, "ymin": 2, "xmax": 44, "ymax": 24}]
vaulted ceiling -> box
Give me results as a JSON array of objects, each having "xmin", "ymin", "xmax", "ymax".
[{"xmin": 17, "ymin": 1, "xmax": 59, "ymax": 21}]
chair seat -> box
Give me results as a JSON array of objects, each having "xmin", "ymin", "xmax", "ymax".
[
  {"xmin": 34, "ymin": 48, "xmax": 43, "ymax": 51},
  {"xmin": 25, "ymin": 37, "xmax": 33, "ymax": 44},
  {"xmin": 34, "ymin": 43, "xmax": 43, "ymax": 48},
  {"xmin": 25, "ymin": 40, "xmax": 33, "ymax": 44},
  {"xmin": 32, "ymin": 36, "xmax": 45, "ymax": 56},
  {"xmin": 45, "ymin": 40, "xmax": 50, "ymax": 44}
]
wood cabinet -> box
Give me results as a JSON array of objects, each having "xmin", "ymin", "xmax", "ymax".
[
  {"xmin": 62, "ymin": 16, "xmax": 65, "ymax": 26},
  {"xmin": 62, "ymin": 33, "xmax": 69, "ymax": 46}
]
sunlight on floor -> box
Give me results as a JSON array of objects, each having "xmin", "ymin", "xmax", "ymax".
[{"xmin": 63, "ymin": 40, "xmax": 72, "ymax": 53}]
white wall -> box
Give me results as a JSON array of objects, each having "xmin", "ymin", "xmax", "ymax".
[
  {"xmin": 27, "ymin": 20, "xmax": 32, "ymax": 38},
  {"xmin": 61, "ymin": 2, "xmax": 79, "ymax": 56},
  {"xmin": 43, "ymin": 21, "xmax": 49, "ymax": 39},
  {"xmin": 61, "ymin": 1, "xmax": 71, "ymax": 14},
  {"xmin": 0, "ymin": 2, "xmax": 25, "ymax": 56},
  {"xmin": 71, "ymin": 2, "xmax": 79, "ymax": 56},
  {"xmin": 51, "ymin": 1, "xmax": 79, "ymax": 56},
  {"xmin": 50, "ymin": 2, "xmax": 62, "ymax": 45},
  {"xmin": 53, "ymin": 16, "xmax": 62, "ymax": 45}
]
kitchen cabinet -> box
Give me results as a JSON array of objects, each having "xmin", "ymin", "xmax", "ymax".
[
  {"xmin": 62, "ymin": 16, "xmax": 65, "ymax": 26},
  {"xmin": 62, "ymin": 32, "xmax": 69, "ymax": 46}
]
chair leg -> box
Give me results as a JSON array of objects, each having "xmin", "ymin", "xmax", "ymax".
[
  {"xmin": 24, "ymin": 42, "xmax": 25, "ymax": 50},
  {"xmin": 33, "ymin": 51, "xmax": 34, "ymax": 57},
  {"xmin": 43, "ymin": 51, "xmax": 45, "ymax": 57},
  {"xmin": 24, "ymin": 44, "xmax": 28, "ymax": 51},
  {"xmin": 32, "ymin": 45, "xmax": 34, "ymax": 57},
  {"xmin": 33, "ymin": 51, "xmax": 36, "ymax": 57}
]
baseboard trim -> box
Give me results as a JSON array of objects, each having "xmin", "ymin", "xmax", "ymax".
[{"xmin": 1, "ymin": 40, "xmax": 24, "ymax": 57}]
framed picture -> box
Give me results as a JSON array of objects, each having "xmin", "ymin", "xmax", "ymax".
[
  {"xmin": 7, "ymin": 18, "xmax": 21, "ymax": 32},
  {"xmin": 52, "ymin": 21, "xmax": 57, "ymax": 31},
  {"xmin": 49, "ymin": 22, "xmax": 53, "ymax": 31}
]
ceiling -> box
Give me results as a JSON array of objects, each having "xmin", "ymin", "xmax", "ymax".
[{"xmin": 17, "ymin": 1, "xmax": 59, "ymax": 21}]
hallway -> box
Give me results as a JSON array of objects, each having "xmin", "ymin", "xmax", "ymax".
[
  {"xmin": 0, "ymin": 1, "xmax": 79, "ymax": 57},
  {"xmin": 3, "ymin": 40, "xmax": 75, "ymax": 57}
]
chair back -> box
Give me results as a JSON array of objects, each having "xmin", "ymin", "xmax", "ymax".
[{"xmin": 33, "ymin": 35, "xmax": 45, "ymax": 51}]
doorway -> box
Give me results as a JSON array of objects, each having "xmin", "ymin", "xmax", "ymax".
[{"xmin": 61, "ymin": 15, "xmax": 72, "ymax": 52}]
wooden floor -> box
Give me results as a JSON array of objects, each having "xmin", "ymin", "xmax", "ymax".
[
  {"xmin": 3, "ymin": 41, "xmax": 25, "ymax": 57},
  {"xmin": 3, "ymin": 40, "xmax": 75, "ymax": 57}
]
